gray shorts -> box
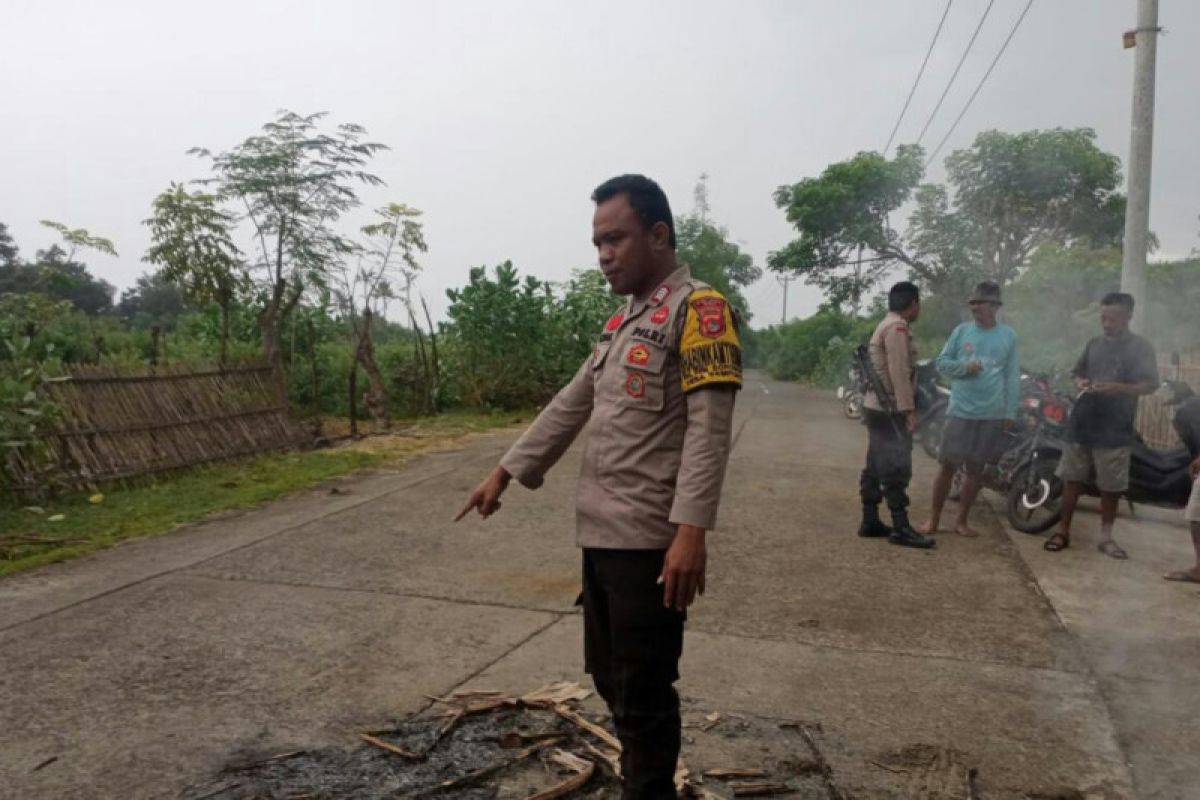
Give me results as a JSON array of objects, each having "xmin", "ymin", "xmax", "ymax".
[
  {"xmin": 1187, "ymin": 478, "xmax": 1200, "ymax": 524},
  {"xmin": 1056, "ymin": 443, "xmax": 1132, "ymax": 494},
  {"xmin": 939, "ymin": 416, "xmax": 1008, "ymax": 468}
]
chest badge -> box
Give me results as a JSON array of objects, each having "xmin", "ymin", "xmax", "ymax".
[
  {"xmin": 625, "ymin": 372, "xmax": 646, "ymax": 398},
  {"xmin": 605, "ymin": 311, "xmax": 625, "ymax": 332},
  {"xmin": 650, "ymin": 306, "xmax": 670, "ymax": 325},
  {"xmin": 650, "ymin": 285, "xmax": 671, "ymax": 306},
  {"xmin": 627, "ymin": 343, "xmax": 651, "ymax": 366}
]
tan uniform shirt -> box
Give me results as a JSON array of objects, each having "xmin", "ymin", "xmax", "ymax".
[
  {"xmin": 863, "ymin": 311, "xmax": 918, "ymax": 414},
  {"xmin": 500, "ymin": 266, "xmax": 742, "ymax": 549}
]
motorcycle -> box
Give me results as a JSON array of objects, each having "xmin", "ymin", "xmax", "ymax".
[
  {"xmin": 836, "ymin": 365, "xmax": 864, "ymax": 420},
  {"xmin": 915, "ymin": 360, "xmax": 951, "ymax": 459},
  {"xmin": 948, "ymin": 380, "xmax": 1073, "ymax": 509},
  {"xmin": 1005, "ymin": 380, "xmax": 1197, "ymax": 534}
]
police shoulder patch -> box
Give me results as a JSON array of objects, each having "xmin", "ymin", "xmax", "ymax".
[{"xmin": 680, "ymin": 288, "xmax": 742, "ymax": 392}]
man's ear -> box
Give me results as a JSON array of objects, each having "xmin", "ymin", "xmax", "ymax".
[{"xmin": 650, "ymin": 221, "xmax": 672, "ymax": 251}]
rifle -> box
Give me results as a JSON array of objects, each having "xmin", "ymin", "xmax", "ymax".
[{"xmin": 854, "ymin": 344, "xmax": 905, "ymax": 438}]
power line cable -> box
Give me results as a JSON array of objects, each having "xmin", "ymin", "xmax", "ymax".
[
  {"xmin": 883, "ymin": 0, "xmax": 955, "ymax": 155},
  {"xmin": 924, "ymin": 0, "xmax": 1035, "ymax": 168},
  {"xmin": 914, "ymin": 0, "xmax": 996, "ymax": 146}
]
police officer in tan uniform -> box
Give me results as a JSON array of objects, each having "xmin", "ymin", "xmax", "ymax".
[
  {"xmin": 457, "ymin": 174, "xmax": 741, "ymax": 799},
  {"xmin": 858, "ymin": 281, "xmax": 935, "ymax": 549}
]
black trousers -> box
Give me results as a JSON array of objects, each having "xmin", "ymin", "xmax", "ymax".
[
  {"xmin": 582, "ymin": 548, "xmax": 685, "ymax": 800},
  {"xmin": 859, "ymin": 408, "xmax": 913, "ymax": 512}
]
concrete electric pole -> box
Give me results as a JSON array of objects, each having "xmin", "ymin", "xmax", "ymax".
[
  {"xmin": 777, "ymin": 275, "xmax": 792, "ymax": 324},
  {"xmin": 1120, "ymin": 0, "xmax": 1160, "ymax": 326}
]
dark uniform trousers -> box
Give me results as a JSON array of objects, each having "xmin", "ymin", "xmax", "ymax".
[
  {"xmin": 582, "ymin": 548, "xmax": 684, "ymax": 800},
  {"xmin": 859, "ymin": 408, "xmax": 913, "ymax": 512}
]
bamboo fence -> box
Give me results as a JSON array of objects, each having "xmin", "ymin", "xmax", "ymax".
[
  {"xmin": 10, "ymin": 362, "xmax": 310, "ymax": 492},
  {"xmin": 1136, "ymin": 350, "xmax": 1200, "ymax": 450}
]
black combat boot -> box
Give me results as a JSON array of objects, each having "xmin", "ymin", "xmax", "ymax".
[
  {"xmin": 888, "ymin": 509, "xmax": 936, "ymax": 549},
  {"xmin": 857, "ymin": 505, "xmax": 892, "ymax": 538}
]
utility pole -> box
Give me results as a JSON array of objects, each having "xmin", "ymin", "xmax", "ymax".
[
  {"xmin": 1120, "ymin": 0, "xmax": 1160, "ymax": 329},
  {"xmin": 776, "ymin": 274, "xmax": 792, "ymax": 324}
]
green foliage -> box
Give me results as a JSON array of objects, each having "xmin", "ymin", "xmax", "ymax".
[
  {"xmin": 548, "ymin": 269, "xmax": 623, "ymax": 376},
  {"xmin": 0, "ymin": 245, "xmax": 116, "ymax": 315},
  {"xmin": 116, "ymin": 272, "xmax": 187, "ymax": 330},
  {"xmin": 757, "ymin": 308, "xmax": 876, "ymax": 386},
  {"xmin": 193, "ymin": 110, "xmax": 385, "ymax": 302},
  {"xmin": 143, "ymin": 184, "xmax": 246, "ymax": 316},
  {"xmin": 0, "ymin": 222, "xmax": 19, "ymax": 267},
  {"xmin": 442, "ymin": 262, "xmax": 560, "ymax": 408},
  {"xmin": 441, "ymin": 263, "xmax": 620, "ymax": 410},
  {"xmin": 772, "ymin": 128, "xmax": 1129, "ymax": 314},
  {"xmin": 675, "ymin": 214, "xmax": 760, "ymax": 320},
  {"xmin": 770, "ymin": 145, "xmax": 924, "ymax": 305},
  {"xmin": 0, "ymin": 336, "xmax": 64, "ymax": 495},
  {"xmin": 915, "ymin": 128, "xmax": 1125, "ymax": 287},
  {"xmin": 39, "ymin": 220, "xmax": 118, "ymax": 259}
]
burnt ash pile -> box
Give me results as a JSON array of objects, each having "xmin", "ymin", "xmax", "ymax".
[
  {"xmin": 180, "ymin": 684, "xmax": 619, "ymax": 800},
  {"xmin": 180, "ymin": 684, "xmax": 839, "ymax": 800}
]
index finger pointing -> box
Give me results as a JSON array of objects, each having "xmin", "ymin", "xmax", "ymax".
[{"xmin": 454, "ymin": 499, "xmax": 476, "ymax": 522}]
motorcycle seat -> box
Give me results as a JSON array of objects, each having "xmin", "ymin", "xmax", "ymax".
[{"xmin": 1133, "ymin": 443, "xmax": 1192, "ymax": 474}]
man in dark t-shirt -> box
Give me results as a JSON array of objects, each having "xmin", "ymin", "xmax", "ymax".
[{"xmin": 1045, "ymin": 293, "xmax": 1158, "ymax": 559}]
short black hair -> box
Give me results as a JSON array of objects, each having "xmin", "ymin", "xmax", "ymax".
[
  {"xmin": 591, "ymin": 174, "xmax": 677, "ymax": 250},
  {"xmin": 1101, "ymin": 292, "xmax": 1135, "ymax": 312},
  {"xmin": 888, "ymin": 281, "xmax": 920, "ymax": 312}
]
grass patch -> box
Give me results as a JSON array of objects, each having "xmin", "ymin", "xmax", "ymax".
[{"xmin": 0, "ymin": 408, "xmax": 531, "ymax": 578}]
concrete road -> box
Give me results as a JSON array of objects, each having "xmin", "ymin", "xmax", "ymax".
[{"xmin": 0, "ymin": 373, "xmax": 1189, "ymax": 798}]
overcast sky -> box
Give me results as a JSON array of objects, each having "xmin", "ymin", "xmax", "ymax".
[{"xmin": 3, "ymin": 0, "xmax": 1197, "ymax": 325}]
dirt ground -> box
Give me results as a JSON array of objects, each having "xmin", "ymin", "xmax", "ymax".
[{"xmin": 1, "ymin": 373, "xmax": 1195, "ymax": 798}]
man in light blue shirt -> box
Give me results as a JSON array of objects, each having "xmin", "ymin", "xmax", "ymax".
[{"xmin": 918, "ymin": 281, "xmax": 1020, "ymax": 537}]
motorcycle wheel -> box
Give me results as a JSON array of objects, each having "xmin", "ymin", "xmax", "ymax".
[
  {"xmin": 1006, "ymin": 459, "xmax": 1063, "ymax": 534},
  {"xmin": 920, "ymin": 413, "xmax": 945, "ymax": 460},
  {"xmin": 843, "ymin": 392, "xmax": 863, "ymax": 420}
]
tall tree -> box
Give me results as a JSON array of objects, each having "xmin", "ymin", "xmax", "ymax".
[
  {"xmin": 190, "ymin": 110, "xmax": 386, "ymax": 376},
  {"xmin": 0, "ymin": 222, "xmax": 19, "ymax": 268},
  {"xmin": 116, "ymin": 272, "xmax": 187, "ymax": 330},
  {"xmin": 769, "ymin": 145, "xmax": 924, "ymax": 310},
  {"xmin": 676, "ymin": 175, "xmax": 762, "ymax": 320},
  {"xmin": 35, "ymin": 221, "xmax": 118, "ymax": 315},
  {"xmin": 771, "ymin": 129, "xmax": 1128, "ymax": 315},
  {"xmin": 914, "ymin": 128, "xmax": 1125, "ymax": 286},
  {"xmin": 143, "ymin": 183, "xmax": 246, "ymax": 364},
  {"xmin": 27, "ymin": 245, "xmax": 116, "ymax": 315},
  {"xmin": 332, "ymin": 202, "xmax": 428, "ymax": 430}
]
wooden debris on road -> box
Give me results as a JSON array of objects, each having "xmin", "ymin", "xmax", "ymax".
[
  {"xmin": 526, "ymin": 750, "xmax": 597, "ymax": 800},
  {"xmin": 359, "ymin": 733, "xmax": 420, "ymax": 759},
  {"xmin": 705, "ymin": 768, "xmax": 770, "ymax": 779},
  {"xmin": 521, "ymin": 681, "xmax": 592, "ymax": 707},
  {"xmin": 732, "ymin": 781, "xmax": 794, "ymax": 797}
]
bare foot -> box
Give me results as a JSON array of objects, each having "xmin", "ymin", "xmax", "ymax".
[
  {"xmin": 916, "ymin": 520, "xmax": 941, "ymax": 535},
  {"xmin": 953, "ymin": 523, "xmax": 981, "ymax": 538},
  {"xmin": 1163, "ymin": 569, "xmax": 1200, "ymax": 584}
]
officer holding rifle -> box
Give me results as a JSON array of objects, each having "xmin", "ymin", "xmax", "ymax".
[{"xmin": 857, "ymin": 281, "xmax": 936, "ymax": 549}]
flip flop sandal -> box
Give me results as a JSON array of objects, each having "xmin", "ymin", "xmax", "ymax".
[
  {"xmin": 1163, "ymin": 571, "xmax": 1200, "ymax": 584},
  {"xmin": 1098, "ymin": 541, "xmax": 1128, "ymax": 560},
  {"xmin": 1044, "ymin": 533, "xmax": 1069, "ymax": 552}
]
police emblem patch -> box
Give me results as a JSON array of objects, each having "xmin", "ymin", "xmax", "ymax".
[
  {"xmin": 627, "ymin": 343, "xmax": 651, "ymax": 366},
  {"xmin": 690, "ymin": 295, "xmax": 728, "ymax": 339},
  {"xmin": 650, "ymin": 306, "xmax": 670, "ymax": 324},
  {"xmin": 625, "ymin": 372, "xmax": 646, "ymax": 398},
  {"xmin": 680, "ymin": 288, "xmax": 742, "ymax": 393}
]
